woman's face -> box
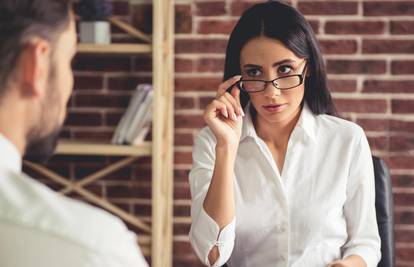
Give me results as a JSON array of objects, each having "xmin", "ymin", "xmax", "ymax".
[{"xmin": 240, "ymin": 36, "xmax": 307, "ymax": 125}]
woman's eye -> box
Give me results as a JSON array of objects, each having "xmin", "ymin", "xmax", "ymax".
[
  {"xmin": 246, "ymin": 69, "xmax": 262, "ymax": 77},
  {"xmin": 278, "ymin": 65, "xmax": 293, "ymax": 75}
]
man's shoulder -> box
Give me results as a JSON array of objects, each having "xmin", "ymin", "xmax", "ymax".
[{"xmin": 0, "ymin": 169, "xmax": 135, "ymax": 252}]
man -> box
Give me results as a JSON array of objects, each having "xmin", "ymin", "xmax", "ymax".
[{"xmin": 0, "ymin": 1, "xmax": 148, "ymax": 266}]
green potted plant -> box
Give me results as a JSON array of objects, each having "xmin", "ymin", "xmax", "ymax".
[{"xmin": 78, "ymin": 0, "xmax": 113, "ymax": 44}]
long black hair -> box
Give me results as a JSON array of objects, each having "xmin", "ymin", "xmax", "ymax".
[{"xmin": 224, "ymin": 0, "xmax": 337, "ymax": 116}]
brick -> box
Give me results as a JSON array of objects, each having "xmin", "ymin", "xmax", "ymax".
[
  {"xmin": 175, "ymin": 96, "xmax": 196, "ymax": 110},
  {"xmin": 334, "ymin": 98, "xmax": 387, "ymax": 113},
  {"xmin": 363, "ymin": 40, "xmax": 414, "ymax": 54},
  {"xmin": 390, "ymin": 136, "xmax": 414, "ymax": 152},
  {"xmin": 199, "ymin": 96, "xmax": 215, "ymax": 109},
  {"xmin": 72, "ymin": 130, "xmax": 114, "ymax": 141},
  {"xmin": 325, "ymin": 21, "xmax": 385, "ymax": 35},
  {"xmin": 131, "ymin": 4, "xmax": 152, "ymax": 34},
  {"xmin": 173, "ymin": 222, "xmax": 191, "ymax": 235},
  {"xmin": 230, "ymin": 0, "xmax": 266, "ymax": 16},
  {"xmin": 326, "ymin": 60, "xmax": 386, "ymax": 74},
  {"xmin": 174, "ymin": 185, "xmax": 192, "ymax": 199},
  {"xmin": 196, "ymin": 58, "xmax": 225, "ymax": 72},
  {"xmin": 174, "ymin": 133, "xmax": 194, "ymax": 146},
  {"xmin": 364, "ymin": 1, "xmax": 414, "ymax": 16},
  {"xmin": 132, "ymin": 203, "xmax": 151, "ymax": 217},
  {"xmin": 363, "ymin": 80, "xmax": 414, "ymax": 94},
  {"xmin": 175, "ymin": 114, "xmax": 206, "ymax": 129},
  {"xmin": 395, "ymin": 229, "xmax": 414, "ymax": 243},
  {"xmin": 107, "ymin": 76, "xmax": 152, "ymax": 91},
  {"xmin": 387, "ymin": 156, "xmax": 414, "ymax": 170},
  {"xmin": 196, "ymin": 1, "xmax": 226, "ymax": 16},
  {"xmin": 75, "ymin": 93, "xmax": 130, "ymax": 108},
  {"xmin": 74, "ymin": 75, "xmax": 103, "ymax": 90},
  {"xmin": 133, "ymin": 55, "xmax": 152, "ymax": 72},
  {"xmin": 367, "ymin": 136, "xmax": 388, "ymax": 151},
  {"xmin": 73, "ymin": 55, "xmax": 132, "ymax": 72},
  {"xmin": 392, "ymin": 100, "xmax": 414, "ymax": 114},
  {"xmin": 356, "ymin": 118, "xmax": 389, "ymax": 132},
  {"xmin": 198, "ymin": 20, "xmax": 237, "ymax": 35},
  {"xmin": 319, "ymin": 40, "xmax": 357, "ymax": 55},
  {"xmin": 173, "ymin": 240, "xmax": 194, "ymax": 255},
  {"xmin": 174, "ymin": 151, "xmax": 192, "ymax": 165},
  {"xmin": 395, "ymin": 210, "xmax": 414, "ymax": 224},
  {"xmin": 174, "ymin": 205, "xmax": 191, "ymax": 217},
  {"xmin": 106, "ymin": 183, "xmax": 151, "ymax": 198},
  {"xmin": 112, "ymin": 1, "xmax": 130, "ymax": 16},
  {"xmin": 65, "ymin": 111, "xmax": 103, "ymax": 127},
  {"xmin": 298, "ymin": 1, "xmax": 358, "ymax": 15},
  {"xmin": 175, "ymin": 38, "xmax": 228, "ymax": 54},
  {"xmin": 175, "ymin": 77, "xmax": 221, "ymax": 92},
  {"xmin": 391, "ymin": 20, "xmax": 414, "ymax": 35},
  {"xmin": 391, "ymin": 61, "xmax": 414, "ymax": 75},
  {"xmin": 392, "ymin": 175, "xmax": 414, "ymax": 188},
  {"xmin": 175, "ymin": 4, "xmax": 192, "ymax": 34},
  {"xmin": 175, "ymin": 58, "xmax": 194, "ymax": 73},
  {"xmin": 390, "ymin": 120, "xmax": 414, "ymax": 133},
  {"xmin": 105, "ymin": 111, "xmax": 123, "ymax": 126},
  {"xmin": 174, "ymin": 168, "xmax": 191, "ymax": 182},
  {"xmin": 327, "ymin": 79, "xmax": 357, "ymax": 93},
  {"xmin": 309, "ymin": 20, "xmax": 319, "ymax": 34}
]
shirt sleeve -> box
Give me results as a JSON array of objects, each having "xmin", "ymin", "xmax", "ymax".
[
  {"xmin": 188, "ymin": 128, "xmax": 236, "ymax": 267},
  {"xmin": 341, "ymin": 127, "xmax": 382, "ymax": 267}
]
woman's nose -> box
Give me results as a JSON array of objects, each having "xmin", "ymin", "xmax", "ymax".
[{"xmin": 263, "ymin": 81, "xmax": 282, "ymax": 97}]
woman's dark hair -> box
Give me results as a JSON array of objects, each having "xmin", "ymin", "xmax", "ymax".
[
  {"xmin": 0, "ymin": 0, "xmax": 73, "ymax": 97},
  {"xmin": 224, "ymin": 0, "xmax": 337, "ymax": 116}
]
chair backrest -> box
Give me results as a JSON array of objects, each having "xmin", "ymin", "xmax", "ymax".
[
  {"xmin": 222, "ymin": 157, "xmax": 395, "ymax": 267},
  {"xmin": 373, "ymin": 156, "xmax": 395, "ymax": 267}
]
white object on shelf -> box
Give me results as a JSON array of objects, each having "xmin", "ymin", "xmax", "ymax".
[{"xmin": 80, "ymin": 21, "xmax": 111, "ymax": 44}]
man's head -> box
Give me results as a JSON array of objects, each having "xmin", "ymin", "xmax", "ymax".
[{"xmin": 0, "ymin": 0, "xmax": 76, "ymax": 162}]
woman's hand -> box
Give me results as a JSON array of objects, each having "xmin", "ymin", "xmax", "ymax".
[
  {"xmin": 203, "ymin": 75, "xmax": 244, "ymax": 148},
  {"xmin": 327, "ymin": 255, "xmax": 367, "ymax": 267},
  {"xmin": 327, "ymin": 260, "xmax": 348, "ymax": 267}
]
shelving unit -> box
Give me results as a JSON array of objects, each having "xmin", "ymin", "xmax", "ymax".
[{"xmin": 23, "ymin": 1, "xmax": 174, "ymax": 266}]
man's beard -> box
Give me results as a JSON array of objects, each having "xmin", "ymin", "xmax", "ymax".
[
  {"xmin": 24, "ymin": 64, "xmax": 64, "ymax": 163},
  {"xmin": 24, "ymin": 128, "xmax": 61, "ymax": 163}
]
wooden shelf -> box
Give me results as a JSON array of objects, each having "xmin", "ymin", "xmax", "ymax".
[
  {"xmin": 55, "ymin": 140, "xmax": 152, "ymax": 156},
  {"xmin": 77, "ymin": 43, "xmax": 152, "ymax": 54}
]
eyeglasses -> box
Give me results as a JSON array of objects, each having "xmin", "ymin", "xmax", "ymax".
[{"xmin": 236, "ymin": 61, "xmax": 308, "ymax": 93}]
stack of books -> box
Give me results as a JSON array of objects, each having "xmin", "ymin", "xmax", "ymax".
[{"xmin": 111, "ymin": 84, "xmax": 153, "ymax": 145}]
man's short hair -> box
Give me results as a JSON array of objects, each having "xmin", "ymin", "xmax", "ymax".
[{"xmin": 0, "ymin": 0, "xmax": 73, "ymax": 96}]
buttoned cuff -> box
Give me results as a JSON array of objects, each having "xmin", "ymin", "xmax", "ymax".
[
  {"xmin": 190, "ymin": 207, "xmax": 236, "ymax": 267},
  {"xmin": 343, "ymin": 246, "xmax": 381, "ymax": 267}
]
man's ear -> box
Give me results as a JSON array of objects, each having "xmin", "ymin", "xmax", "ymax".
[{"xmin": 19, "ymin": 38, "xmax": 51, "ymax": 98}]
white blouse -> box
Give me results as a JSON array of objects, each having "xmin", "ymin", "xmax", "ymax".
[{"xmin": 189, "ymin": 103, "xmax": 381, "ymax": 267}]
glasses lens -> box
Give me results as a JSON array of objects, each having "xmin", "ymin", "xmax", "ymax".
[
  {"xmin": 275, "ymin": 76, "xmax": 302, "ymax": 89},
  {"xmin": 240, "ymin": 80, "xmax": 266, "ymax": 92}
]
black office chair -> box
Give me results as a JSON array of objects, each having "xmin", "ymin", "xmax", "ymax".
[
  {"xmin": 221, "ymin": 156, "xmax": 395, "ymax": 267},
  {"xmin": 373, "ymin": 156, "xmax": 395, "ymax": 267}
]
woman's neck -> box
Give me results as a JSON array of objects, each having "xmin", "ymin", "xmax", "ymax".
[{"xmin": 253, "ymin": 105, "xmax": 302, "ymax": 149}]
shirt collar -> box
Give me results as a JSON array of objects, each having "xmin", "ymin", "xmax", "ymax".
[
  {"xmin": 0, "ymin": 133, "xmax": 22, "ymax": 173},
  {"xmin": 241, "ymin": 101, "xmax": 317, "ymax": 144}
]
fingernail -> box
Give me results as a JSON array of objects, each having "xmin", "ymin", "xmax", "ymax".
[
  {"xmin": 232, "ymin": 113, "xmax": 237, "ymax": 121},
  {"xmin": 224, "ymin": 110, "xmax": 228, "ymax": 118},
  {"xmin": 240, "ymin": 108, "xmax": 245, "ymax": 117}
]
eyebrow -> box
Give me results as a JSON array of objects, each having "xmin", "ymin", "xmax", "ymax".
[{"xmin": 243, "ymin": 59, "xmax": 297, "ymax": 69}]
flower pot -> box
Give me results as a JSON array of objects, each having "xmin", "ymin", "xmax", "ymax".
[{"xmin": 79, "ymin": 21, "xmax": 111, "ymax": 44}]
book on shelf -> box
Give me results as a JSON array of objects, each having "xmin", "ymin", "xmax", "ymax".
[{"xmin": 111, "ymin": 84, "xmax": 153, "ymax": 146}]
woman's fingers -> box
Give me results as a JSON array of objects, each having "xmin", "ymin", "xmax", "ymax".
[
  {"xmin": 209, "ymin": 99, "xmax": 228, "ymax": 119},
  {"xmin": 217, "ymin": 75, "xmax": 242, "ymax": 97},
  {"xmin": 218, "ymin": 96, "xmax": 238, "ymax": 121},
  {"xmin": 223, "ymin": 92, "xmax": 244, "ymax": 117},
  {"xmin": 230, "ymin": 87, "xmax": 245, "ymax": 116}
]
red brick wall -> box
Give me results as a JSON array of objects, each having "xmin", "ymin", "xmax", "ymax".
[{"xmin": 28, "ymin": 1, "xmax": 414, "ymax": 266}]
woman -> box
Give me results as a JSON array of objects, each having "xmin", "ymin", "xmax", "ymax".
[{"xmin": 188, "ymin": 1, "xmax": 381, "ymax": 267}]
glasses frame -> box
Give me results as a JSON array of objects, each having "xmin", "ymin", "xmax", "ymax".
[{"xmin": 236, "ymin": 61, "xmax": 308, "ymax": 93}]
